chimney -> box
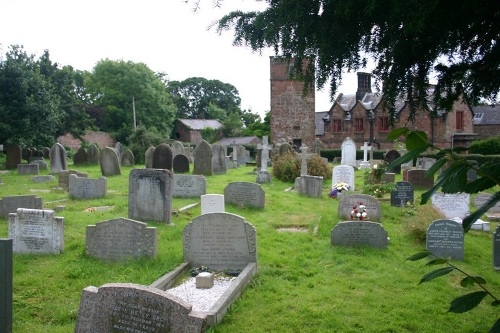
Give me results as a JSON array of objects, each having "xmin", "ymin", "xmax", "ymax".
[{"xmin": 356, "ymin": 72, "xmax": 372, "ymax": 101}]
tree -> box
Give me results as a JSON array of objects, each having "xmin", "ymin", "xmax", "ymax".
[
  {"xmin": 241, "ymin": 111, "xmax": 270, "ymax": 138},
  {"xmin": 216, "ymin": 0, "xmax": 500, "ymax": 120}
]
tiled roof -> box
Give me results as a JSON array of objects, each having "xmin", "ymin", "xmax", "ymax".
[
  {"xmin": 472, "ymin": 105, "xmax": 500, "ymax": 125},
  {"xmin": 178, "ymin": 119, "xmax": 223, "ymax": 130}
]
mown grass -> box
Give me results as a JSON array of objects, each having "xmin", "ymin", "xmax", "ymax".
[{"xmin": 0, "ymin": 155, "xmax": 499, "ymax": 332}]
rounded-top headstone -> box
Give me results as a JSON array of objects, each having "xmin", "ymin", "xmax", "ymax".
[
  {"xmin": 100, "ymin": 147, "xmax": 121, "ymax": 176},
  {"xmin": 152, "ymin": 144, "xmax": 172, "ymax": 170},
  {"xmin": 49, "ymin": 143, "xmax": 68, "ymax": 174}
]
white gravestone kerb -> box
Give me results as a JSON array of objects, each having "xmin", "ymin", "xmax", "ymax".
[{"xmin": 201, "ymin": 194, "xmax": 225, "ymax": 215}]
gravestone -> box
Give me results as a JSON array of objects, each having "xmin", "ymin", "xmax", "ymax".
[
  {"xmin": 403, "ymin": 169, "xmax": 434, "ymax": 189},
  {"xmin": 114, "ymin": 142, "xmax": 124, "ymax": 164},
  {"xmin": 426, "ymin": 219, "xmax": 464, "ymax": 260},
  {"xmin": 144, "ymin": 146, "xmax": 155, "ymax": 168},
  {"xmin": 384, "ymin": 150, "xmax": 401, "ymax": 174},
  {"xmin": 69, "ymin": 175, "xmax": 107, "ymax": 199},
  {"xmin": 31, "ymin": 175, "xmax": 55, "ymax": 183},
  {"xmin": 467, "ymin": 160, "xmax": 479, "ymax": 181},
  {"xmin": 341, "ymin": 137, "xmax": 357, "ymax": 167},
  {"xmin": 183, "ymin": 212, "xmax": 257, "ymax": 271},
  {"xmin": 22, "ymin": 148, "xmax": 32, "ymax": 162},
  {"xmin": 390, "ymin": 181, "xmax": 414, "ymax": 207},
  {"xmin": 0, "ymin": 238, "xmax": 12, "ymax": 333},
  {"xmin": 17, "ymin": 164, "xmax": 39, "ymax": 175},
  {"xmin": 6, "ymin": 144, "xmax": 22, "ymax": 169},
  {"xmin": 128, "ymin": 169, "xmax": 173, "ymax": 224},
  {"xmin": 193, "ymin": 140, "xmax": 213, "ymax": 176},
  {"xmin": 338, "ymin": 194, "xmax": 382, "ymax": 222},
  {"xmin": 473, "ymin": 193, "xmax": 500, "ymax": 213},
  {"xmin": 100, "ymin": 147, "xmax": 121, "ymax": 176},
  {"xmin": 42, "ymin": 147, "xmax": 50, "ymax": 159},
  {"xmin": 172, "ymin": 174, "xmax": 206, "ymax": 198},
  {"xmin": 171, "ymin": 141, "xmax": 185, "ymax": 158},
  {"xmin": 236, "ymin": 145, "xmax": 248, "ymax": 166},
  {"xmin": 332, "ymin": 165, "xmax": 355, "ymax": 191},
  {"xmin": 0, "ymin": 195, "xmax": 43, "ymax": 218},
  {"xmin": 381, "ymin": 173, "xmax": 395, "ymax": 183},
  {"xmin": 86, "ymin": 218, "xmax": 157, "ymax": 261},
  {"xmin": 359, "ymin": 142, "xmax": 372, "ymax": 169},
  {"xmin": 49, "ymin": 143, "xmax": 68, "ymax": 174},
  {"xmin": 30, "ymin": 159, "xmax": 47, "ymax": 170},
  {"xmin": 256, "ymin": 136, "xmax": 272, "ymax": 183},
  {"xmin": 8, "ymin": 208, "xmax": 64, "ymax": 254},
  {"xmin": 58, "ymin": 170, "xmax": 89, "ymax": 189},
  {"xmin": 279, "ymin": 143, "xmax": 293, "ymax": 156},
  {"xmin": 295, "ymin": 175, "xmax": 324, "ymax": 198},
  {"xmin": 121, "ymin": 149, "xmax": 134, "ymax": 167},
  {"xmin": 173, "ymin": 154, "xmax": 190, "ymax": 173},
  {"xmin": 431, "ymin": 192, "xmax": 470, "ymax": 219},
  {"xmin": 224, "ymin": 182, "xmax": 265, "ymax": 209},
  {"xmin": 494, "ymin": 226, "xmax": 500, "ymax": 270},
  {"xmin": 313, "ymin": 138, "xmax": 323, "ymax": 155},
  {"xmin": 201, "ymin": 194, "xmax": 225, "ymax": 214},
  {"xmin": 87, "ymin": 144, "xmax": 100, "ymax": 165},
  {"xmin": 331, "ymin": 221, "xmax": 388, "ymax": 248},
  {"xmin": 73, "ymin": 147, "xmax": 88, "ymax": 165},
  {"xmin": 231, "ymin": 141, "xmax": 238, "ymax": 167},
  {"xmin": 211, "ymin": 144, "xmax": 227, "ymax": 175},
  {"xmin": 152, "ymin": 143, "xmax": 173, "ymax": 170},
  {"xmin": 74, "ymin": 283, "xmax": 206, "ymax": 333}
]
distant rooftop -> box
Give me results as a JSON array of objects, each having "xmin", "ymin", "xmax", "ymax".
[
  {"xmin": 471, "ymin": 105, "xmax": 500, "ymax": 125},
  {"xmin": 178, "ymin": 119, "xmax": 223, "ymax": 130}
]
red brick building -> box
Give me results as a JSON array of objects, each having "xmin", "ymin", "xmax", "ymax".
[{"xmin": 173, "ymin": 119, "xmax": 223, "ymax": 144}]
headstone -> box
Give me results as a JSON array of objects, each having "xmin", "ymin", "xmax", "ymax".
[
  {"xmin": 0, "ymin": 195, "xmax": 44, "ymax": 218},
  {"xmin": 201, "ymin": 194, "xmax": 225, "ymax": 214},
  {"xmin": 431, "ymin": 192, "xmax": 470, "ymax": 219},
  {"xmin": 390, "ymin": 181, "xmax": 414, "ymax": 207},
  {"xmin": 467, "ymin": 160, "xmax": 479, "ymax": 181},
  {"xmin": 114, "ymin": 142, "xmax": 124, "ymax": 164},
  {"xmin": 295, "ymin": 175, "xmax": 323, "ymax": 198},
  {"xmin": 279, "ymin": 143, "xmax": 293, "ymax": 156},
  {"xmin": 87, "ymin": 144, "xmax": 100, "ymax": 165},
  {"xmin": 22, "ymin": 148, "xmax": 32, "ymax": 162},
  {"xmin": 152, "ymin": 143, "xmax": 173, "ymax": 170},
  {"xmin": 494, "ymin": 226, "xmax": 500, "ymax": 270},
  {"xmin": 341, "ymin": 137, "xmax": 357, "ymax": 167},
  {"xmin": 73, "ymin": 147, "xmax": 88, "ymax": 165},
  {"xmin": 338, "ymin": 194, "xmax": 382, "ymax": 222},
  {"xmin": 193, "ymin": 140, "xmax": 212, "ymax": 176},
  {"xmin": 359, "ymin": 142, "xmax": 371, "ymax": 169},
  {"xmin": 100, "ymin": 147, "xmax": 121, "ymax": 176},
  {"xmin": 69, "ymin": 175, "xmax": 107, "ymax": 199},
  {"xmin": 381, "ymin": 173, "xmax": 395, "ymax": 183},
  {"xmin": 121, "ymin": 149, "xmax": 134, "ymax": 167},
  {"xmin": 58, "ymin": 170, "xmax": 89, "ymax": 189},
  {"xmin": 331, "ymin": 221, "xmax": 388, "ymax": 248},
  {"xmin": 8, "ymin": 208, "xmax": 64, "ymax": 254},
  {"xmin": 144, "ymin": 146, "xmax": 155, "ymax": 168},
  {"xmin": 236, "ymin": 145, "xmax": 248, "ymax": 166},
  {"xmin": 172, "ymin": 174, "xmax": 207, "ymax": 198},
  {"xmin": 173, "ymin": 154, "xmax": 190, "ymax": 173},
  {"xmin": 384, "ymin": 150, "xmax": 401, "ymax": 174},
  {"xmin": 42, "ymin": 147, "xmax": 50, "ymax": 159},
  {"xmin": 231, "ymin": 141, "xmax": 238, "ymax": 166},
  {"xmin": 74, "ymin": 283, "xmax": 206, "ymax": 333},
  {"xmin": 86, "ymin": 218, "xmax": 157, "ymax": 261},
  {"xmin": 6, "ymin": 144, "xmax": 22, "ymax": 169},
  {"xmin": 224, "ymin": 182, "xmax": 265, "ymax": 209},
  {"xmin": 17, "ymin": 164, "xmax": 39, "ymax": 175},
  {"xmin": 49, "ymin": 143, "xmax": 68, "ymax": 174},
  {"xmin": 403, "ymin": 169, "xmax": 434, "ymax": 189},
  {"xmin": 426, "ymin": 219, "xmax": 464, "ymax": 260},
  {"xmin": 31, "ymin": 175, "xmax": 56, "ymax": 183},
  {"xmin": 183, "ymin": 212, "xmax": 257, "ymax": 271},
  {"xmin": 313, "ymin": 138, "xmax": 323, "ymax": 155},
  {"xmin": 0, "ymin": 238, "xmax": 12, "ymax": 333},
  {"xmin": 256, "ymin": 136, "xmax": 273, "ymax": 183},
  {"xmin": 211, "ymin": 144, "xmax": 227, "ymax": 175},
  {"xmin": 417, "ymin": 157, "xmax": 437, "ymax": 170},
  {"xmin": 171, "ymin": 141, "xmax": 185, "ymax": 158},
  {"xmin": 332, "ymin": 165, "xmax": 355, "ymax": 191},
  {"xmin": 300, "ymin": 145, "xmax": 309, "ymax": 176},
  {"xmin": 30, "ymin": 159, "xmax": 47, "ymax": 170},
  {"xmin": 473, "ymin": 193, "xmax": 500, "ymax": 213},
  {"xmin": 128, "ymin": 169, "xmax": 173, "ymax": 224}
]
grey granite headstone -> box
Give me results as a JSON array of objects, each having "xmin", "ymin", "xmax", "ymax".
[
  {"xmin": 87, "ymin": 144, "xmax": 100, "ymax": 165},
  {"xmin": 17, "ymin": 164, "xmax": 39, "ymax": 175},
  {"xmin": 49, "ymin": 143, "xmax": 68, "ymax": 174},
  {"xmin": 173, "ymin": 154, "xmax": 190, "ymax": 173},
  {"xmin": 114, "ymin": 142, "xmax": 124, "ymax": 164},
  {"xmin": 121, "ymin": 149, "xmax": 134, "ymax": 167},
  {"xmin": 494, "ymin": 226, "xmax": 500, "ymax": 270},
  {"xmin": 58, "ymin": 170, "xmax": 89, "ymax": 190},
  {"xmin": 331, "ymin": 221, "xmax": 388, "ymax": 248},
  {"xmin": 100, "ymin": 147, "xmax": 121, "ymax": 176},
  {"xmin": 473, "ymin": 193, "xmax": 500, "ymax": 213},
  {"xmin": 211, "ymin": 144, "xmax": 227, "ymax": 175},
  {"xmin": 69, "ymin": 175, "xmax": 107, "ymax": 199},
  {"xmin": 390, "ymin": 181, "xmax": 414, "ymax": 207},
  {"xmin": 152, "ymin": 143, "xmax": 172, "ymax": 170},
  {"xmin": 128, "ymin": 169, "xmax": 173, "ymax": 224},
  {"xmin": 183, "ymin": 212, "xmax": 257, "ymax": 271},
  {"xmin": 6, "ymin": 144, "xmax": 21, "ymax": 169},
  {"xmin": 224, "ymin": 182, "xmax": 265, "ymax": 209},
  {"xmin": 144, "ymin": 146, "xmax": 155, "ymax": 168},
  {"xmin": 426, "ymin": 219, "xmax": 464, "ymax": 260},
  {"xmin": 74, "ymin": 283, "xmax": 206, "ymax": 333},
  {"xmin": 8, "ymin": 208, "xmax": 64, "ymax": 254},
  {"xmin": 338, "ymin": 194, "xmax": 382, "ymax": 222},
  {"xmin": 341, "ymin": 137, "xmax": 357, "ymax": 167},
  {"xmin": 0, "ymin": 195, "xmax": 44, "ymax": 218},
  {"xmin": 384, "ymin": 150, "xmax": 401, "ymax": 174},
  {"xmin": 86, "ymin": 218, "xmax": 157, "ymax": 261},
  {"xmin": 31, "ymin": 175, "xmax": 56, "ymax": 183},
  {"xmin": 193, "ymin": 140, "xmax": 212, "ymax": 176},
  {"xmin": 295, "ymin": 175, "xmax": 323, "ymax": 198},
  {"xmin": 30, "ymin": 159, "xmax": 47, "ymax": 170},
  {"xmin": 332, "ymin": 165, "xmax": 355, "ymax": 191},
  {"xmin": 172, "ymin": 174, "xmax": 206, "ymax": 198},
  {"xmin": 431, "ymin": 192, "xmax": 470, "ymax": 219},
  {"xmin": 73, "ymin": 147, "xmax": 88, "ymax": 165}
]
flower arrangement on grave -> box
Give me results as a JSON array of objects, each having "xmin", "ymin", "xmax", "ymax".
[
  {"xmin": 329, "ymin": 182, "xmax": 350, "ymax": 198},
  {"xmin": 350, "ymin": 202, "xmax": 369, "ymax": 220},
  {"xmin": 362, "ymin": 182, "xmax": 396, "ymax": 198},
  {"xmin": 370, "ymin": 162, "xmax": 388, "ymax": 183}
]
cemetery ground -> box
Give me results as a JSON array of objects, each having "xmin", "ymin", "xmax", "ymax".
[{"xmin": 0, "ymin": 158, "xmax": 499, "ymax": 332}]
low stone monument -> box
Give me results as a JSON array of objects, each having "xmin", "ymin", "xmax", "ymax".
[
  {"xmin": 224, "ymin": 182, "xmax": 265, "ymax": 209},
  {"xmin": 0, "ymin": 195, "xmax": 43, "ymax": 218},
  {"xmin": 17, "ymin": 164, "xmax": 39, "ymax": 175},
  {"xmin": 58, "ymin": 170, "xmax": 89, "ymax": 189},
  {"xmin": 331, "ymin": 221, "xmax": 388, "ymax": 248},
  {"xmin": 172, "ymin": 174, "xmax": 206, "ymax": 198},
  {"xmin": 69, "ymin": 175, "xmax": 107, "ymax": 199}
]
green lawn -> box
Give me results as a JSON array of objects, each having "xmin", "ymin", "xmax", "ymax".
[{"xmin": 0, "ymin": 159, "xmax": 498, "ymax": 332}]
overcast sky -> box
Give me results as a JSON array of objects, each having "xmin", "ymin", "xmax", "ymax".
[{"xmin": 0, "ymin": 0, "xmax": 364, "ymax": 119}]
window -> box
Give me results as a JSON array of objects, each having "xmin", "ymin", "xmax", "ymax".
[
  {"xmin": 456, "ymin": 111, "xmax": 464, "ymax": 130},
  {"xmin": 333, "ymin": 119, "xmax": 342, "ymax": 132},
  {"xmin": 378, "ymin": 117, "xmax": 389, "ymax": 132},
  {"xmin": 293, "ymin": 125, "xmax": 300, "ymax": 131},
  {"xmin": 354, "ymin": 118, "xmax": 364, "ymax": 132}
]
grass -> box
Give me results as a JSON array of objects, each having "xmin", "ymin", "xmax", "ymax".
[{"xmin": 0, "ymin": 156, "xmax": 499, "ymax": 332}]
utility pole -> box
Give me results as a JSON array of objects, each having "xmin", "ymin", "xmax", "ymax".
[{"xmin": 132, "ymin": 96, "xmax": 137, "ymax": 130}]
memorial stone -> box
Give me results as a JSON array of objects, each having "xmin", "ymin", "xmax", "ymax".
[
  {"xmin": 431, "ymin": 192, "xmax": 470, "ymax": 219},
  {"xmin": 279, "ymin": 143, "xmax": 293, "ymax": 156},
  {"xmin": 31, "ymin": 175, "xmax": 55, "ymax": 183},
  {"xmin": 211, "ymin": 144, "xmax": 227, "ymax": 175},
  {"xmin": 87, "ymin": 144, "xmax": 100, "ymax": 165},
  {"xmin": 42, "ymin": 147, "xmax": 50, "ymax": 159},
  {"xmin": 100, "ymin": 147, "xmax": 121, "ymax": 176},
  {"xmin": 0, "ymin": 238, "xmax": 12, "ymax": 333},
  {"xmin": 22, "ymin": 148, "xmax": 32, "ymax": 162},
  {"xmin": 73, "ymin": 147, "xmax": 88, "ymax": 165},
  {"xmin": 426, "ymin": 219, "xmax": 464, "ymax": 260},
  {"xmin": 201, "ymin": 194, "xmax": 225, "ymax": 214},
  {"xmin": 114, "ymin": 142, "xmax": 124, "ymax": 163},
  {"xmin": 384, "ymin": 150, "xmax": 401, "ymax": 174},
  {"xmin": 49, "ymin": 143, "xmax": 68, "ymax": 174},
  {"xmin": 494, "ymin": 226, "xmax": 500, "ymax": 270},
  {"xmin": 171, "ymin": 141, "xmax": 185, "ymax": 158},
  {"xmin": 6, "ymin": 144, "xmax": 21, "ymax": 169},
  {"xmin": 172, "ymin": 174, "xmax": 206, "ymax": 198},
  {"xmin": 17, "ymin": 164, "xmax": 39, "ymax": 175},
  {"xmin": 338, "ymin": 194, "xmax": 382, "ymax": 222},
  {"xmin": 69, "ymin": 175, "xmax": 107, "ymax": 199},
  {"xmin": 331, "ymin": 221, "xmax": 388, "ymax": 248},
  {"xmin": 30, "ymin": 159, "xmax": 47, "ymax": 170},
  {"xmin": 359, "ymin": 142, "xmax": 371, "ymax": 169},
  {"xmin": 403, "ymin": 168, "xmax": 434, "ymax": 189},
  {"xmin": 300, "ymin": 145, "xmax": 309, "ymax": 176},
  {"xmin": 193, "ymin": 140, "xmax": 213, "ymax": 176},
  {"xmin": 332, "ymin": 165, "xmax": 355, "ymax": 191},
  {"xmin": 0, "ymin": 195, "xmax": 44, "ymax": 218},
  {"xmin": 224, "ymin": 182, "xmax": 265, "ymax": 209},
  {"xmin": 295, "ymin": 175, "xmax": 324, "ymax": 198},
  {"xmin": 152, "ymin": 143, "xmax": 173, "ymax": 170},
  {"xmin": 313, "ymin": 138, "xmax": 323, "ymax": 155},
  {"xmin": 236, "ymin": 145, "xmax": 248, "ymax": 166},
  {"xmin": 381, "ymin": 173, "xmax": 395, "ymax": 183},
  {"xmin": 58, "ymin": 170, "xmax": 89, "ymax": 189},
  {"xmin": 341, "ymin": 137, "xmax": 357, "ymax": 167},
  {"xmin": 473, "ymin": 193, "xmax": 500, "ymax": 213},
  {"xmin": 121, "ymin": 149, "xmax": 134, "ymax": 167},
  {"xmin": 173, "ymin": 154, "xmax": 190, "ymax": 173},
  {"xmin": 390, "ymin": 181, "xmax": 414, "ymax": 207},
  {"xmin": 256, "ymin": 136, "xmax": 272, "ymax": 183},
  {"xmin": 144, "ymin": 146, "xmax": 155, "ymax": 168}
]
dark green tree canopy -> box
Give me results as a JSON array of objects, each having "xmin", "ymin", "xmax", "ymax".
[{"xmin": 216, "ymin": 0, "xmax": 500, "ymax": 118}]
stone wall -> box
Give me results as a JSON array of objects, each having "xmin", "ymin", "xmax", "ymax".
[{"xmin": 57, "ymin": 132, "xmax": 115, "ymax": 150}]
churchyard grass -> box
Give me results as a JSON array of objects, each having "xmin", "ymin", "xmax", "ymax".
[{"xmin": 0, "ymin": 157, "xmax": 498, "ymax": 332}]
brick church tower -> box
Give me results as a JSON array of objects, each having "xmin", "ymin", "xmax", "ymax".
[{"xmin": 270, "ymin": 57, "xmax": 315, "ymax": 149}]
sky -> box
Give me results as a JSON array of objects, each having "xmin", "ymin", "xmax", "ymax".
[{"xmin": 0, "ymin": 0, "xmax": 364, "ymax": 119}]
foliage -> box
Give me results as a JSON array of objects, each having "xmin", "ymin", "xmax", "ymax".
[
  {"xmin": 241, "ymin": 111, "xmax": 270, "ymax": 138},
  {"xmin": 216, "ymin": 0, "xmax": 500, "ymax": 120},
  {"xmin": 221, "ymin": 112, "xmax": 244, "ymax": 137},
  {"xmin": 362, "ymin": 182, "xmax": 396, "ymax": 198},
  {"xmin": 127, "ymin": 126, "xmax": 166, "ymax": 164},
  {"xmin": 189, "ymin": 266, "xmax": 212, "ymax": 277},
  {"xmin": 469, "ymin": 136, "xmax": 500, "ymax": 155},
  {"xmin": 200, "ymin": 127, "xmax": 220, "ymax": 143},
  {"xmin": 272, "ymin": 150, "xmax": 330, "ymax": 182}
]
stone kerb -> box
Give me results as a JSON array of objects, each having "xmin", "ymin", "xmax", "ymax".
[
  {"xmin": 86, "ymin": 218, "xmax": 157, "ymax": 261},
  {"xmin": 0, "ymin": 195, "xmax": 44, "ymax": 218},
  {"xmin": 337, "ymin": 194, "xmax": 382, "ymax": 222},
  {"xmin": 331, "ymin": 221, "xmax": 388, "ymax": 248},
  {"xmin": 172, "ymin": 174, "xmax": 207, "ymax": 198},
  {"xmin": 224, "ymin": 182, "xmax": 265, "ymax": 209},
  {"xmin": 17, "ymin": 164, "xmax": 39, "ymax": 175},
  {"xmin": 69, "ymin": 174, "xmax": 107, "ymax": 199}
]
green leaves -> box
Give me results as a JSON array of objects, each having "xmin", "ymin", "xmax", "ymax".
[
  {"xmin": 406, "ymin": 251, "xmax": 431, "ymax": 261},
  {"xmin": 460, "ymin": 276, "xmax": 486, "ymax": 287},
  {"xmin": 419, "ymin": 267, "xmax": 455, "ymax": 284},
  {"xmin": 448, "ymin": 291, "xmax": 488, "ymax": 313}
]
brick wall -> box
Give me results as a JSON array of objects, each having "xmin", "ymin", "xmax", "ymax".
[{"xmin": 57, "ymin": 131, "xmax": 115, "ymax": 150}]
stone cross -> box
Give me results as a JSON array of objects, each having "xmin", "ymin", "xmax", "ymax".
[
  {"xmin": 300, "ymin": 145, "xmax": 309, "ymax": 176},
  {"xmin": 359, "ymin": 142, "xmax": 372, "ymax": 169},
  {"xmin": 257, "ymin": 136, "xmax": 273, "ymax": 172}
]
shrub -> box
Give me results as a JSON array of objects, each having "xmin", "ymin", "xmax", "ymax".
[
  {"xmin": 127, "ymin": 126, "xmax": 165, "ymax": 164},
  {"xmin": 469, "ymin": 136, "xmax": 500, "ymax": 155},
  {"xmin": 272, "ymin": 151, "xmax": 331, "ymax": 182}
]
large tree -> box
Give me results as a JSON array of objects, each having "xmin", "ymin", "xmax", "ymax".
[{"xmin": 215, "ymin": 0, "xmax": 500, "ymax": 119}]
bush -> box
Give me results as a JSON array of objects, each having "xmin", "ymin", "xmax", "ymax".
[
  {"xmin": 469, "ymin": 136, "xmax": 500, "ymax": 155},
  {"xmin": 127, "ymin": 126, "xmax": 165, "ymax": 164},
  {"xmin": 272, "ymin": 151, "xmax": 331, "ymax": 182}
]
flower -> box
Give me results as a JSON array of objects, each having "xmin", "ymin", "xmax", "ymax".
[
  {"xmin": 328, "ymin": 189, "xmax": 338, "ymax": 199},
  {"xmin": 332, "ymin": 182, "xmax": 350, "ymax": 192},
  {"xmin": 350, "ymin": 202, "xmax": 369, "ymax": 221}
]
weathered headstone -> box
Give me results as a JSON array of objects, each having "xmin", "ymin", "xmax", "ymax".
[
  {"xmin": 173, "ymin": 154, "xmax": 190, "ymax": 173},
  {"xmin": 31, "ymin": 175, "xmax": 55, "ymax": 183},
  {"xmin": 86, "ymin": 218, "xmax": 157, "ymax": 261},
  {"xmin": 193, "ymin": 140, "xmax": 212, "ymax": 176},
  {"xmin": 58, "ymin": 170, "xmax": 89, "ymax": 189},
  {"xmin": 295, "ymin": 175, "xmax": 324, "ymax": 198},
  {"xmin": 384, "ymin": 150, "xmax": 401, "ymax": 174},
  {"xmin": 73, "ymin": 147, "xmax": 88, "ymax": 165},
  {"xmin": 331, "ymin": 221, "xmax": 388, "ymax": 248},
  {"xmin": 49, "ymin": 143, "xmax": 68, "ymax": 174},
  {"xmin": 172, "ymin": 174, "xmax": 206, "ymax": 198},
  {"xmin": 171, "ymin": 140, "xmax": 185, "ymax": 158},
  {"xmin": 338, "ymin": 194, "xmax": 382, "ymax": 222},
  {"xmin": 22, "ymin": 148, "xmax": 32, "ymax": 163},
  {"xmin": 279, "ymin": 143, "xmax": 293, "ymax": 155},
  {"xmin": 313, "ymin": 138, "xmax": 323, "ymax": 155},
  {"xmin": 152, "ymin": 143, "xmax": 173, "ymax": 170},
  {"xmin": 403, "ymin": 168, "xmax": 434, "ymax": 189},
  {"xmin": 299, "ymin": 145, "xmax": 309, "ymax": 176},
  {"xmin": 128, "ymin": 169, "xmax": 173, "ymax": 224},
  {"xmin": 494, "ymin": 226, "xmax": 500, "ymax": 270},
  {"xmin": 211, "ymin": 144, "xmax": 227, "ymax": 175},
  {"xmin": 341, "ymin": 137, "xmax": 357, "ymax": 167},
  {"xmin": 224, "ymin": 182, "xmax": 265, "ymax": 209},
  {"xmin": 236, "ymin": 145, "xmax": 248, "ymax": 166},
  {"xmin": 30, "ymin": 159, "xmax": 47, "ymax": 170},
  {"xmin": 69, "ymin": 175, "xmax": 107, "ymax": 199},
  {"xmin": 0, "ymin": 195, "xmax": 43, "ymax": 218},
  {"xmin": 431, "ymin": 192, "xmax": 470, "ymax": 219},
  {"xmin": 8, "ymin": 208, "xmax": 64, "ymax": 254},
  {"xmin": 201, "ymin": 194, "xmax": 225, "ymax": 215},
  {"xmin": 426, "ymin": 219, "xmax": 464, "ymax": 260},
  {"xmin": 0, "ymin": 238, "xmax": 12, "ymax": 333},
  {"xmin": 144, "ymin": 146, "xmax": 155, "ymax": 168},
  {"xmin": 100, "ymin": 147, "xmax": 121, "ymax": 176},
  {"xmin": 17, "ymin": 164, "xmax": 39, "ymax": 175},
  {"xmin": 390, "ymin": 181, "xmax": 414, "ymax": 207},
  {"xmin": 473, "ymin": 193, "xmax": 500, "ymax": 213},
  {"xmin": 332, "ymin": 165, "xmax": 355, "ymax": 191},
  {"xmin": 42, "ymin": 147, "xmax": 50, "ymax": 159},
  {"xmin": 121, "ymin": 149, "xmax": 134, "ymax": 167},
  {"xmin": 114, "ymin": 142, "xmax": 124, "ymax": 164},
  {"xmin": 6, "ymin": 144, "xmax": 22, "ymax": 169},
  {"xmin": 359, "ymin": 142, "xmax": 372, "ymax": 169},
  {"xmin": 87, "ymin": 144, "xmax": 100, "ymax": 165},
  {"xmin": 256, "ymin": 136, "xmax": 273, "ymax": 183}
]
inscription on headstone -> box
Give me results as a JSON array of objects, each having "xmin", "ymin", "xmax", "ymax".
[
  {"xmin": 426, "ymin": 219, "xmax": 464, "ymax": 260},
  {"xmin": 224, "ymin": 182, "xmax": 265, "ymax": 209},
  {"xmin": 431, "ymin": 192, "xmax": 470, "ymax": 219},
  {"xmin": 331, "ymin": 221, "xmax": 388, "ymax": 248},
  {"xmin": 69, "ymin": 175, "xmax": 107, "ymax": 199},
  {"xmin": 390, "ymin": 181, "xmax": 414, "ymax": 207},
  {"xmin": 172, "ymin": 174, "xmax": 206, "ymax": 198}
]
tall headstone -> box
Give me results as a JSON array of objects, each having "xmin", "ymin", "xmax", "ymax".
[
  {"xmin": 231, "ymin": 140, "xmax": 238, "ymax": 166},
  {"xmin": 256, "ymin": 136, "xmax": 273, "ymax": 183},
  {"xmin": 152, "ymin": 143, "xmax": 173, "ymax": 170},
  {"xmin": 73, "ymin": 147, "xmax": 88, "ymax": 165},
  {"xmin": 201, "ymin": 194, "xmax": 225, "ymax": 215},
  {"xmin": 87, "ymin": 144, "xmax": 100, "ymax": 165},
  {"xmin": 0, "ymin": 238, "xmax": 12, "ymax": 333},
  {"xmin": 69, "ymin": 175, "xmax": 107, "ymax": 199},
  {"xmin": 338, "ymin": 194, "xmax": 382, "ymax": 222},
  {"xmin": 224, "ymin": 182, "xmax": 265, "ymax": 209},
  {"xmin": 114, "ymin": 142, "xmax": 124, "ymax": 164},
  {"xmin": 0, "ymin": 195, "xmax": 44, "ymax": 218},
  {"xmin": 313, "ymin": 138, "xmax": 323, "ymax": 155},
  {"xmin": 494, "ymin": 226, "xmax": 500, "ymax": 270},
  {"xmin": 211, "ymin": 144, "xmax": 227, "ymax": 175},
  {"xmin": 331, "ymin": 221, "xmax": 388, "ymax": 248},
  {"xmin": 426, "ymin": 219, "xmax": 464, "ymax": 260},
  {"xmin": 6, "ymin": 144, "xmax": 21, "ymax": 169},
  {"xmin": 432, "ymin": 192, "xmax": 470, "ymax": 219},
  {"xmin": 171, "ymin": 141, "xmax": 185, "ymax": 158},
  {"xmin": 121, "ymin": 149, "xmax": 134, "ymax": 167},
  {"xmin": 332, "ymin": 165, "xmax": 355, "ymax": 191},
  {"xmin": 193, "ymin": 140, "xmax": 213, "ymax": 176},
  {"xmin": 300, "ymin": 145, "xmax": 309, "ymax": 176},
  {"xmin": 128, "ymin": 169, "xmax": 173, "ymax": 224},
  {"xmin": 390, "ymin": 181, "xmax": 414, "ymax": 207},
  {"xmin": 49, "ymin": 143, "xmax": 68, "ymax": 174},
  {"xmin": 99, "ymin": 147, "xmax": 121, "ymax": 176},
  {"xmin": 173, "ymin": 154, "xmax": 190, "ymax": 173},
  {"xmin": 22, "ymin": 148, "xmax": 32, "ymax": 163},
  {"xmin": 172, "ymin": 174, "xmax": 206, "ymax": 198},
  {"xmin": 341, "ymin": 137, "xmax": 357, "ymax": 167},
  {"xmin": 144, "ymin": 146, "xmax": 155, "ymax": 168},
  {"xmin": 384, "ymin": 150, "xmax": 401, "ymax": 174},
  {"xmin": 359, "ymin": 142, "xmax": 371, "ymax": 169}
]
